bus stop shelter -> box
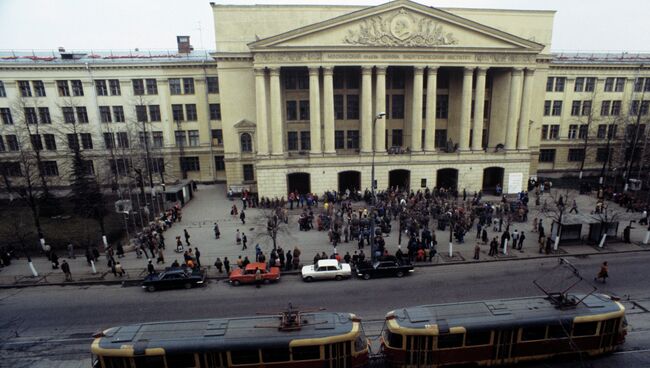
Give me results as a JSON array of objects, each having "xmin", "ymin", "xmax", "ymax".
[{"xmin": 163, "ymin": 180, "xmax": 195, "ymax": 207}]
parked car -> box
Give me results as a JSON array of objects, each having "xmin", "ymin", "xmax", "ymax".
[
  {"xmin": 229, "ymin": 262, "xmax": 281, "ymax": 286},
  {"xmin": 355, "ymin": 256, "xmax": 414, "ymax": 280},
  {"xmin": 142, "ymin": 267, "xmax": 206, "ymax": 292},
  {"xmin": 301, "ymin": 259, "xmax": 352, "ymax": 282}
]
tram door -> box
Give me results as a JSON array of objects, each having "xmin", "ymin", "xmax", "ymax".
[
  {"xmin": 325, "ymin": 342, "xmax": 351, "ymax": 368},
  {"xmin": 494, "ymin": 329, "xmax": 515, "ymax": 363},
  {"xmin": 406, "ymin": 335, "xmax": 433, "ymax": 366}
]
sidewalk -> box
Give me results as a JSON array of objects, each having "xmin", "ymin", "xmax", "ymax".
[{"xmin": 1, "ymin": 184, "xmax": 648, "ymax": 288}]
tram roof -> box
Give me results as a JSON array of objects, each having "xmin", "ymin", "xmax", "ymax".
[
  {"xmin": 94, "ymin": 312, "xmax": 357, "ymax": 354},
  {"xmin": 388, "ymin": 294, "xmax": 623, "ymax": 332}
]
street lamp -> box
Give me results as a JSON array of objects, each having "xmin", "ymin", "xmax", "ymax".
[{"xmin": 370, "ymin": 112, "xmax": 386, "ymax": 262}]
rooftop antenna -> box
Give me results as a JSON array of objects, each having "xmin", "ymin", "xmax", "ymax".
[{"xmin": 533, "ymin": 258, "xmax": 596, "ymax": 309}]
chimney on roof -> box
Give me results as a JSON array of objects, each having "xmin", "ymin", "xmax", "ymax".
[
  {"xmin": 177, "ymin": 36, "xmax": 193, "ymax": 54},
  {"xmin": 58, "ymin": 47, "xmax": 66, "ymax": 53}
]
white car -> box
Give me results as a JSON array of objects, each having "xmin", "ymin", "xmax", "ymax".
[{"xmin": 301, "ymin": 259, "xmax": 352, "ymax": 282}]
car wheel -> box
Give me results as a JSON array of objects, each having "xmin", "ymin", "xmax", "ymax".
[
  {"xmin": 335, "ymin": 275, "xmax": 343, "ymax": 281},
  {"xmin": 362, "ymin": 273, "xmax": 371, "ymax": 280},
  {"xmin": 305, "ymin": 276, "xmax": 313, "ymax": 282},
  {"xmin": 264, "ymin": 279, "xmax": 271, "ymax": 284},
  {"xmin": 232, "ymin": 280, "xmax": 240, "ymax": 286},
  {"xmin": 146, "ymin": 285, "xmax": 156, "ymax": 292},
  {"xmin": 396, "ymin": 271, "xmax": 405, "ymax": 278},
  {"xmin": 184, "ymin": 283, "xmax": 192, "ymax": 289}
]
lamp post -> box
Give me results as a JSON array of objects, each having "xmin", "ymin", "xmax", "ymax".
[{"xmin": 370, "ymin": 112, "xmax": 386, "ymax": 262}]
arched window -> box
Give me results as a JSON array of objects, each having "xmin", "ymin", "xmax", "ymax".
[{"xmin": 240, "ymin": 133, "xmax": 252, "ymax": 152}]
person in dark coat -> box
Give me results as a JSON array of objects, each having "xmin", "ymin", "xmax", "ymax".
[
  {"xmin": 223, "ymin": 257, "xmax": 230, "ymax": 274},
  {"xmin": 240, "ymin": 211, "xmax": 246, "ymax": 225},
  {"xmin": 147, "ymin": 260, "xmax": 155, "ymax": 275},
  {"xmin": 195, "ymin": 247, "xmax": 201, "ymax": 268},
  {"xmin": 51, "ymin": 252, "xmax": 59, "ymax": 269},
  {"xmin": 623, "ymin": 225, "xmax": 632, "ymax": 243},
  {"xmin": 184, "ymin": 229, "xmax": 191, "ymax": 246},
  {"xmin": 214, "ymin": 257, "xmax": 223, "ymax": 273},
  {"xmin": 517, "ymin": 232, "xmax": 526, "ymax": 251},
  {"xmin": 213, "ymin": 223, "xmax": 221, "ymax": 239},
  {"xmin": 285, "ymin": 250, "xmax": 293, "ymax": 271},
  {"xmin": 61, "ymin": 260, "xmax": 72, "ymax": 281}
]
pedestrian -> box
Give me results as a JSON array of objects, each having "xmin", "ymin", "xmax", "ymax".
[
  {"xmin": 147, "ymin": 260, "xmax": 155, "ymax": 274},
  {"xmin": 538, "ymin": 235, "xmax": 546, "ymax": 254},
  {"xmin": 214, "ymin": 257, "xmax": 223, "ymax": 273},
  {"xmin": 51, "ymin": 251, "xmax": 59, "ymax": 269},
  {"xmin": 176, "ymin": 236, "xmax": 184, "ymax": 252},
  {"xmin": 184, "ymin": 229, "xmax": 191, "ymax": 246},
  {"xmin": 242, "ymin": 233, "xmax": 248, "ymax": 250},
  {"xmin": 285, "ymin": 250, "xmax": 293, "ymax": 271},
  {"xmin": 473, "ymin": 243, "xmax": 480, "ymax": 260},
  {"xmin": 61, "ymin": 260, "xmax": 72, "ymax": 281},
  {"xmin": 518, "ymin": 231, "xmax": 525, "ymax": 251},
  {"xmin": 116, "ymin": 241, "xmax": 124, "ymax": 258},
  {"xmin": 214, "ymin": 222, "xmax": 221, "ymax": 239},
  {"xmin": 67, "ymin": 243, "xmax": 75, "ymax": 259},
  {"xmin": 623, "ymin": 224, "xmax": 632, "ymax": 243},
  {"xmin": 254, "ymin": 267, "xmax": 262, "ymax": 288},
  {"xmin": 489, "ymin": 237, "xmax": 498, "ymax": 256},
  {"xmin": 240, "ymin": 211, "xmax": 246, "ymax": 225},
  {"xmin": 85, "ymin": 247, "xmax": 93, "ymax": 266},
  {"xmin": 224, "ymin": 257, "xmax": 231, "ymax": 274},
  {"xmin": 236, "ymin": 229, "xmax": 241, "ymax": 245},
  {"xmin": 595, "ymin": 261, "xmax": 609, "ymax": 283},
  {"xmin": 195, "ymin": 247, "xmax": 201, "ymax": 268},
  {"xmin": 532, "ymin": 218, "xmax": 538, "ymax": 233},
  {"xmin": 115, "ymin": 262, "xmax": 125, "ymax": 277},
  {"xmin": 156, "ymin": 249, "xmax": 165, "ymax": 264}
]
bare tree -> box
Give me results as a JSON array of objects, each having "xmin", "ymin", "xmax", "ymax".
[
  {"xmin": 590, "ymin": 204, "xmax": 622, "ymax": 247},
  {"xmin": 540, "ymin": 189, "xmax": 574, "ymax": 250},
  {"xmin": 255, "ymin": 207, "xmax": 289, "ymax": 250}
]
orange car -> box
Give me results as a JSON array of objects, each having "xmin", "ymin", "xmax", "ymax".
[{"xmin": 228, "ymin": 262, "xmax": 281, "ymax": 286}]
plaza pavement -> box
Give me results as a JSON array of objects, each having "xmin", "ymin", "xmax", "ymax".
[{"xmin": 1, "ymin": 184, "xmax": 649, "ymax": 287}]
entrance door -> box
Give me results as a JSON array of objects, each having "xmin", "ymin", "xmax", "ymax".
[
  {"xmin": 287, "ymin": 173, "xmax": 310, "ymax": 194},
  {"xmin": 389, "ymin": 169, "xmax": 410, "ymax": 190},
  {"xmin": 338, "ymin": 171, "xmax": 361, "ymax": 194},
  {"xmin": 483, "ymin": 167, "xmax": 505, "ymax": 194},
  {"xmin": 436, "ymin": 168, "xmax": 458, "ymax": 191},
  {"xmin": 494, "ymin": 329, "xmax": 515, "ymax": 364}
]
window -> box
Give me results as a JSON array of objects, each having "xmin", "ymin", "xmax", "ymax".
[
  {"xmin": 604, "ymin": 77, "xmax": 614, "ymax": 92},
  {"xmin": 230, "ymin": 350, "xmax": 259, "ymax": 365},
  {"xmin": 175, "ymin": 131, "xmax": 186, "ymax": 147},
  {"xmin": 183, "ymin": 78, "xmax": 194, "ymax": 94},
  {"xmin": 346, "ymin": 95, "xmax": 359, "ymax": 119},
  {"xmin": 611, "ymin": 100, "xmax": 621, "ymax": 116},
  {"xmin": 39, "ymin": 161, "xmax": 59, "ymax": 176},
  {"xmin": 116, "ymin": 132, "xmax": 129, "ymax": 148},
  {"xmin": 435, "ymin": 129, "xmax": 447, "ymax": 148},
  {"xmin": 25, "ymin": 107, "xmax": 38, "ymax": 124},
  {"xmin": 391, "ymin": 95, "xmax": 405, "ymax": 119},
  {"xmin": 146, "ymin": 79, "xmax": 158, "ymax": 94},
  {"xmin": 152, "ymin": 131, "xmax": 163, "ymax": 148},
  {"xmin": 71, "ymin": 80, "xmax": 84, "ymax": 96},
  {"xmin": 165, "ymin": 354, "xmax": 195, "ymax": 368},
  {"xmin": 0, "ymin": 81, "xmax": 5, "ymax": 97},
  {"xmin": 549, "ymin": 125, "xmax": 560, "ymax": 139},
  {"xmin": 0, "ymin": 162, "xmax": 22, "ymax": 176},
  {"xmin": 95, "ymin": 80, "xmax": 107, "ymax": 96},
  {"xmin": 150, "ymin": 157, "xmax": 165, "ymax": 173},
  {"xmin": 214, "ymin": 155, "xmax": 225, "ymax": 171},
  {"xmin": 465, "ymin": 330, "xmax": 491, "ymax": 346},
  {"xmin": 132, "ymin": 79, "xmax": 144, "ymax": 95},
  {"xmin": 574, "ymin": 77, "xmax": 584, "ymax": 92},
  {"xmin": 113, "ymin": 106, "xmax": 125, "ymax": 122},
  {"xmin": 243, "ymin": 164, "xmax": 255, "ymax": 181},
  {"xmin": 568, "ymin": 124, "xmax": 578, "ymax": 139},
  {"xmin": 57, "ymin": 80, "xmax": 70, "ymax": 96},
  {"xmin": 573, "ymin": 322, "xmax": 598, "ymax": 336},
  {"xmin": 209, "ymin": 103, "xmax": 221, "ymax": 120},
  {"xmin": 180, "ymin": 157, "xmax": 200, "ymax": 172},
  {"xmin": 552, "ymin": 101, "xmax": 562, "ymax": 116},
  {"xmin": 185, "ymin": 104, "xmax": 197, "ymax": 121},
  {"xmin": 240, "ymin": 133, "xmax": 252, "ymax": 152},
  {"xmin": 346, "ymin": 130, "xmax": 359, "ymax": 149},
  {"xmin": 292, "ymin": 346, "xmax": 320, "ymax": 361},
  {"xmin": 138, "ymin": 132, "xmax": 149, "ymax": 147},
  {"xmin": 299, "ymin": 100, "xmax": 309, "ymax": 120},
  {"xmin": 149, "ymin": 105, "xmax": 160, "ymax": 122},
  {"xmin": 642, "ymin": 101, "xmax": 650, "ymax": 115},
  {"xmin": 136, "ymin": 105, "xmax": 147, "ymax": 122},
  {"xmin": 287, "ymin": 131, "xmax": 298, "ymax": 150},
  {"xmin": 436, "ymin": 95, "xmax": 449, "ymax": 118},
  {"xmin": 109, "ymin": 159, "xmax": 130, "ymax": 175},
  {"xmin": 334, "ymin": 95, "xmax": 344, "ymax": 120},
  {"xmin": 43, "ymin": 134, "xmax": 56, "ymax": 150},
  {"xmin": 0, "ymin": 108, "xmax": 12, "ymax": 125},
  {"xmin": 631, "ymin": 100, "xmax": 640, "ymax": 115},
  {"xmin": 172, "ymin": 104, "xmax": 184, "ymax": 121},
  {"xmin": 109, "ymin": 79, "xmax": 120, "ymax": 95},
  {"xmin": 634, "ymin": 77, "xmax": 645, "ymax": 92},
  {"xmin": 579, "ymin": 124, "xmax": 588, "ymax": 139},
  {"xmin": 188, "ymin": 130, "xmax": 199, "ymax": 146},
  {"xmin": 99, "ymin": 106, "xmax": 112, "ymax": 123},
  {"xmin": 335, "ymin": 130, "xmax": 345, "ymax": 149},
  {"xmin": 597, "ymin": 124, "xmax": 607, "ymax": 138},
  {"xmin": 35, "ymin": 80, "xmax": 49, "ymax": 96},
  {"xmin": 601, "ymin": 100, "xmax": 611, "ymax": 116},
  {"xmin": 541, "ymin": 125, "xmax": 549, "ymax": 140},
  {"xmin": 62, "ymin": 107, "xmax": 75, "ymax": 123},
  {"xmin": 0, "ymin": 137, "xmax": 5, "ymax": 152},
  {"xmin": 539, "ymin": 149, "xmax": 556, "ymax": 163},
  {"xmin": 6, "ymin": 135, "xmax": 19, "ymax": 151},
  {"xmin": 18, "ymin": 80, "xmax": 32, "ymax": 97},
  {"xmin": 31, "ymin": 134, "xmax": 43, "ymax": 151},
  {"xmin": 568, "ymin": 148, "xmax": 585, "ymax": 162},
  {"xmin": 286, "ymin": 101, "xmax": 297, "ymax": 121},
  {"xmin": 300, "ymin": 131, "xmax": 310, "ymax": 150},
  {"xmin": 571, "ymin": 101, "xmax": 581, "ymax": 116},
  {"xmin": 580, "ymin": 100, "xmax": 592, "ymax": 116},
  {"xmin": 211, "ymin": 129, "xmax": 223, "ymax": 145},
  {"xmin": 38, "ymin": 107, "xmax": 51, "ymax": 124},
  {"xmin": 543, "ymin": 100, "xmax": 551, "ymax": 116},
  {"xmin": 555, "ymin": 77, "xmax": 565, "ymax": 92},
  {"xmin": 615, "ymin": 78, "xmax": 625, "ymax": 92},
  {"xmin": 521, "ymin": 326, "xmax": 547, "ymax": 341},
  {"xmin": 262, "ymin": 348, "xmax": 290, "ymax": 363},
  {"xmin": 391, "ymin": 129, "xmax": 403, "ymax": 147},
  {"xmin": 76, "ymin": 106, "xmax": 89, "ymax": 123},
  {"xmin": 103, "ymin": 133, "xmax": 114, "ymax": 149},
  {"xmin": 169, "ymin": 78, "xmax": 181, "ymax": 95},
  {"xmin": 546, "ymin": 77, "xmax": 554, "ymax": 92},
  {"xmin": 207, "ymin": 76, "xmax": 219, "ymax": 93},
  {"xmin": 81, "ymin": 133, "xmax": 93, "ymax": 149},
  {"xmin": 608, "ymin": 124, "xmax": 617, "ymax": 139},
  {"xmin": 597, "ymin": 148, "xmax": 612, "ymax": 163},
  {"xmin": 585, "ymin": 77, "xmax": 595, "ymax": 92},
  {"xmin": 437, "ymin": 333, "xmax": 464, "ymax": 349},
  {"xmin": 67, "ymin": 134, "xmax": 79, "ymax": 150}
]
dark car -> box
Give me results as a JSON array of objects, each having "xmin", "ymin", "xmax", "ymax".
[
  {"xmin": 142, "ymin": 267, "xmax": 206, "ymax": 292},
  {"xmin": 355, "ymin": 256, "xmax": 414, "ymax": 280}
]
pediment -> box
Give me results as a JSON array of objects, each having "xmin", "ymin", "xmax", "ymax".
[
  {"xmin": 249, "ymin": 0, "xmax": 543, "ymax": 52},
  {"xmin": 234, "ymin": 119, "xmax": 256, "ymax": 129}
]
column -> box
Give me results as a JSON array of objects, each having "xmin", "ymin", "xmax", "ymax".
[
  {"xmin": 361, "ymin": 66, "xmax": 373, "ymax": 153},
  {"xmin": 255, "ymin": 68, "xmax": 269, "ymax": 155},
  {"xmin": 424, "ymin": 66, "xmax": 438, "ymax": 151},
  {"xmin": 458, "ymin": 67, "xmax": 473, "ymax": 151},
  {"xmin": 322, "ymin": 67, "xmax": 335, "ymax": 154},
  {"xmin": 308, "ymin": 66, "xmax": 322, "ymax": 154},
  {"xmin": 269, "ymin": 67, "xmax": 284, "ymax": 155},
  {"xmin": 375, "ymin": 66, "xmax": 387, "ymax": 152},
  {"xmin": 517, "ymin": 68, "xmax": 535, "ymax": 150},
  {"xmin": 411, "ymin": 66, "xmax": 424, "ymax": 152},
  {"xmin": 471, "ymin": 67, "xmax": 487, "ymax": 151},
  {"xmin": 505, "ymin": 68, "xmax": 523, "ymax": 150}
]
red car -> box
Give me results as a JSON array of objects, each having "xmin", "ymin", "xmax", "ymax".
[{"xmin": 228, "ymin": 262, "xmax": 280, "ymax": 286}]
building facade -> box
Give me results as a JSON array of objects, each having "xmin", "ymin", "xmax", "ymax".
[{"xmin": 0, "ymin": 0, "xmax": 648, "ymax": 198}]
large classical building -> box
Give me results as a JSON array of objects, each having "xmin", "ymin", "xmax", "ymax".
[{"xmin": 0, "ymin": 0, "xmax": 648, "ymax": 198}]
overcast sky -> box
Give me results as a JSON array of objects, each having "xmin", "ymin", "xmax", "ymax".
[{"xmin": 1, "ymin": 0, "xmax": 649, "ymax": 52}]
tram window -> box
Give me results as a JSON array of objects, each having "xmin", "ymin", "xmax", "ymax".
[
  {"xmin": 573, "ymin": 322, "xmax": 598, "ymax": 337},
  {"xmin": 465, "ymin": 330, "xmax": 492, "ymax": 346},
  {"xmin": 292, "ymin": 345, "xmax": 321, "ymax": 360},
  {"xmin": 384, "ymin": 331, "xmax": 403, "ymax": 348},
  {"xmin": 230, "ymin": 350, "xmax": 260, "ymax": 365},
  {"xmin": 134, "ymin": 356, "xmax": 165, "ymax": 368},
  {"xmin": 102, "ymin": 357, "xmax": 130, "ymax": 368},
  {"xmin": 548, "ymin": 324, "xmax": 569, "ymax": 339},
  {"xmin": 521, "ymin": 326, "xmax": 547, "ymax": 341},
  {"xmin": 437, "ymin": 333, "xmax": 464, "ymax": 349},
  {"xmin": 262, "ymin": 348, "xmax": 290, "ymax": 362},
  {"xmin": 203, "ymin": 352, "xmax": 225, "ymax": 368},
  {"xmin": 602, "ymin": 319, "xmax": 619, "ymax": 334},
  {"xmin": 166, "ymin": 353, "xmax": 196, "ymax": 367}
]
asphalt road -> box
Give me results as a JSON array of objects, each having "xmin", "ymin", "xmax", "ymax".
[{"xmin": 2, "ymin": 252, "xmax": 650, "ymax": 368}]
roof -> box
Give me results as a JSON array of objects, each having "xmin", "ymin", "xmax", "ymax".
[
  {"xmin": 93, "ymin": 312, "xmax": 357, "ymax": 354},
  {"xmin": 317, "ymin": 259, "xmax": 340, "ymax": 267},
  {"xmin": 245, "ymin": 262, "xmax": 269, "ymax": 271},
  {"xmin": 388, "ymin": 294, "xmax": 623, "ymax": 332},
  {"xmin": 0, "ymin": 50, "xmax": 215, "ymax": 65},
  {"xmin": 552, "ymin": 52, "xmax": 650, "ymax": 65}
]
